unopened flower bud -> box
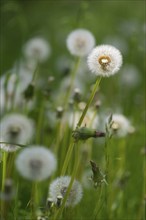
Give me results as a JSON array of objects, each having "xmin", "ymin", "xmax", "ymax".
[
  {"xmin": 4, "ymin": 179, "xmax": 13, "ymax": 194},
  {"xmin": 56, "ymin": 106, "xmax": 64, "ymax": 119},
  {"xmin": 72, "ymin": 126, "xmax": 105, "ymax": 141},
  {"xmin": 56, "ymin": 195, "xmax": 63, "ymax": 208},
  {"xmin": 95, "ymin": 100, "xmax": 101, "ymax": 109},
  {"xmin": 73, "ymin": 88, "xmax": 81, "ymax": 103},
  {"xmin": 23, "ymin": 83, "xmax": 34, "ymax": 100},
  {"xmin": 0, "ymin": 179, "xmax": 15, "ymax": 200},
  {"xmin": 48, "ymin": 76, "xmax": 55, "ymax": 83},
  {"xmin": 46, "ymin": 197, "xmax": 53, "ymax": 209}
]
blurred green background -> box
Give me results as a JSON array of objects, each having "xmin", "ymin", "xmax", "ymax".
[
  {"xmin": 0, "ymin": 1, "xmax": 145, "ymax": 219},
  {"xmin": 1, "ymin": 0, "xmax": 145, "ymax": 129}
]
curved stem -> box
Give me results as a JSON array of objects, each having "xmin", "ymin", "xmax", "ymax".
[
  {"xmin": 54, "ymin": 142, "xmax": 79, "ymax": 220},
  {"xmin": 93, "ymin": 185, "xmax": 104, "ymax": 219},
  {"xmin": 77, "ymin": 76, "xmax": 102, "ymax": 128},
  {"xmin": 60, "ymin": 141, "xmax": 75, "ymax": 176},
  {"xmin": 1, "ymin": 152, "xmax": 7, "ymax": 192},
  {"xmin": 63, "ymin": 57, "xmax": 81, "ymax": 110}
]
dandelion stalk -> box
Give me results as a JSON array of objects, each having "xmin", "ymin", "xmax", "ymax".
[
  {"xmin": 31, "ymin": 181, "xmax": 39, "ymax": 219},
  {"xmin": 36, "ymin": 99, "xmax": 45, "ymax": 144},
  {"xmin": 54, "ymin": 142, "xmax": 80, "ymax": 220},
  {"xmin": 63, "ymin": 57, "xmax": 81, "ymax": 110},
  {"xmin": 77, "ymin": 76, "xmax": 102, "ymax": 127},
  {"xmin": 60, "ymin": 76, "xmax": 102, "ymax": 176},
  {"xmin": 32, "ymin": 63, "xmax": 39, "ymax": 83},
  {"xmin": 60, "ymin": 141, "xmax": 76, "ymax": 176},
  {"xmin": 1, "ymin": 152, "xmax": 8, "ymax": 192},
  {"xmin": 93, "ymin": 185, "xmax": 104, "ymax": 219},
  {"xmin": 104, "ymin": 134, "xmax": 112, "ymax": 219}
]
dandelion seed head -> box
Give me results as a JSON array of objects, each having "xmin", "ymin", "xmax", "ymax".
[
  {"xmin": 67, "ymin": 29, "xmax": 95, "ymax": 57},
  {"xmin": 120, "ymin": 64, "xmax": 141, "ymax": 88},
  {"xmin": 15, "ymin": 146, "xmax": 57, "ymax": 181},
  {"xmin": 49, "ymin": 176, "xmax": 83, "ymax": 207},
  {"xmin": 0, "ymin": 143, "xmax": 20, "ymax": 152},
  {"xmin": 107, "ymin": 113, "xmax": 134, "ymax": 137},
  {"xmin": 87, "ymin": 45, "xmax": 122, "ymax": 77},
  {"xmin": 23, "ymin": 37, "xmax": 51, "ymax": 62},
  {"xmin": 0, "ymin": 114, "xmax": 34, "ymax": 144}
]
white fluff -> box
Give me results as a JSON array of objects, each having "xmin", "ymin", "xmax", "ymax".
[
  {"xmin": 67, "ymin": 29, "xmax": 95, "ymax": 57},
  {"xmin": 87, "ymin": 44, "xmax": 122, "ymax": 77},
  {"xmin": 15, "ymin": 146, "xmax": 57, "ymax": 181},
  {"xmin": 49, "ymin": 176, "xmax": 83, "ymax": 207}
]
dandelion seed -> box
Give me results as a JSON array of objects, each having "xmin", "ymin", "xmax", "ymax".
[
  {"xmin": 0, "ymin": 114, "xmax": 34, "ymax": 145},
  {"xmin": 23, "ymin": 37, "xmax": 51, "ymax": 62},
  {"xmin": 67, "ymin": 29, "xmax": 95, "ymax": 57},
  {"xmin": 15, "ymin": 146, "xmax": 57, "ymax": 181},
  {"xmin": 49, "ymin": 176, "xmax": 83, "ymax": 207},
  {"xmin": 87, "ymin": 44, "xmax": 122, "ymax": 77}
]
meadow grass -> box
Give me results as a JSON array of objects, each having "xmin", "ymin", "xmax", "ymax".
[{"xmin": 0, "ymin": 1, "xmax": 145, "ymax": 220}]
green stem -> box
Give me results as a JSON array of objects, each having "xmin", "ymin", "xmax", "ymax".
[
  {"xmin": 36, "ymin": 99, "xmax": 45, "ymax": 144},
  {"xmin": 31, "ymin": 182, "xmax": 39, "ymax": 220},
  {"xmin": 60, "ymin": 141, "xmax": 75, "ymax": 176},
  {"xmin": 2, "ymin": 152, "xmax": 7, "ymax": 192},
  {"xmin": 77, "ymin": 76, "xmax": 102, "ymax": 128},
  {"xmin": 63, "ymin": 57, "xmax": 81, "ymax": 110},
  {"xmin": 93, "ymin": 185, "xmax": 104, "ymax": 219},
  {"xmin": 54, "ymin": 120, "xmax": 62, "ymax": 155},
  {"xmin": 60, "ymin": 76, "xmax": 102, "ymax": 177},
  {"xmin": 32, "ymin": 63, "xmax": 39, "ymax": 83},
  {"xmin": 14, "ymin": 181, "xmax": 19, "ymax": 220},
  {"xmin": 54, "ymin": 142, "xmax": 79, "ymax": 220}
]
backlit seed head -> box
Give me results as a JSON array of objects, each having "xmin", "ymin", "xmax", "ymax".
[
  {"xmin": 87, "ymin": 44, "xmax": 122, "ymax": 77},
  {"xmin": 49, "ymin": 176, "xmax": 83, "ymax": 207},
  {"xmin": 67, "ymin": 29, "xmax": 95, "ymax": 57},
  {"xmin": 15, "ymin": 146, "xmax": 57, "ymax": 181},
  {"xmin": 0, "ymin": 113, "xmax": 34, "ymax": 146}
]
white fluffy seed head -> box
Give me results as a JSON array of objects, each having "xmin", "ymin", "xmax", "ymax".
[
  {"xmin": 66, "ymin": 29, "xmax": 95, "ymax": 57},
  {"xmin": 15, "ymin": 146, "xmax": 57, "ymax": 181},
  {"xmin": 23, "ymin": 37, "xmax": 51, "ymax": 62},
  {"xmin": 87, "ymin": 44, "xmax": 122, "ymax": 77},
  {"xmin": 107, "ymin": 113, "xmax": 135, "ymax": 137},
  {"xmin": 49, "ymin": 176, "xmax": 83, "ymax": 207},
  {"xmin": 0, "ymin": 143, "xmax": 20, "ymax": 153},
  {"xmin": 0, "ymin": 114, "xmax": 34, "ymax": 145}
]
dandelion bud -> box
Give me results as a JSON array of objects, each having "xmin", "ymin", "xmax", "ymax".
[
  {"xmin": 4, "ymin": 179, "xmax": 13, "ymax": 194},
  {"xmin": 140, "ymin": 147, "xmax": 146, "ymax": 155},
  {"xmin": 56, "ymin": 195, "xmax": 63, "ymax": 208},
  {"xmin": 56, "ymin": 106, "xmax": 64, "ymax": 119},
  {"xmin": 90, "ymin": 160, "xmax": 107, "ymax": 188},
  {"xmin": 0, "ymin": 179, "xmax": 15, "ymax": 200},
  {"xmin": 48, "ymin": 76, "xmax": 55, "ymax": 84},
  {"xmin": 37, "ymin": 216, "xmax": 46, "ymax": 220},
  {"xmin": 72, "ymin": 126, "xmax": 105, "ymax": 141},
  {"xmin": 46, "ymin": 198, "xmax": 53, "ymax": 209},
  {"xmin": 73, "ymin": 88, "xmax": 81, "ymax": 103},
  {"xmin": 23, "ymin": 83, "xmax": 34, "ymax": 100},
  {"xmin": 95, "ymin": 100, "xmax": 101, "ymax": 109}
]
